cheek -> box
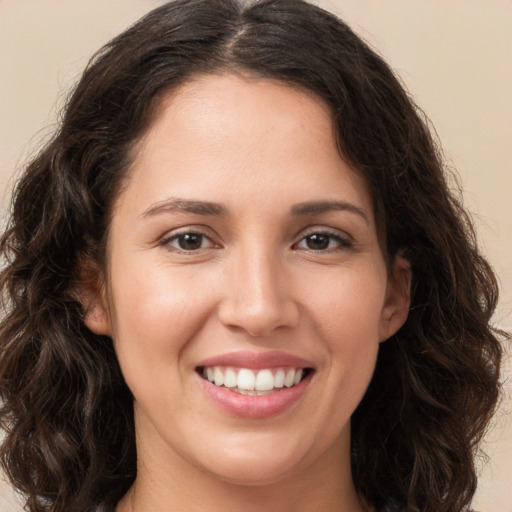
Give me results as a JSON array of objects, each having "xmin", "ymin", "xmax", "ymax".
[
  {"xmin": 304, "ymin": 264, "xmax": 387, "ymax": 340},
  {"xmin": 304, "ymin": 267, "xmax": 385, "ymax": 394},
  {"xmin": 107, "ymin": 261, "xmax": 219, "ymax": 378}
]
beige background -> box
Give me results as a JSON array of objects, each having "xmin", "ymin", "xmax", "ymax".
[{"xmin": 1, "ymin": 1, "xmax": 510, "ymax": 511}]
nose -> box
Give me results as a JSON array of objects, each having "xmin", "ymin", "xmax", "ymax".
[{"xmin": 217, "ymin": 246, "xmax": 300, "ymax": 337}]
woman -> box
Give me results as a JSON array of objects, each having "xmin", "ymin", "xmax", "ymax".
[{"xmin": 0, "ymin": 0, "xmax": 506, "ymax": 511}]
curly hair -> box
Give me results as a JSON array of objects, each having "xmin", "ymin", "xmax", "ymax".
[{"xmin": 0, "ymin": 1, "xmax": 506, "ymax": 511}]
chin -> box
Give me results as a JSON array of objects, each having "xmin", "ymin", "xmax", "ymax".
[
  {"xmin": 195, "ymin": 438, "xmax": 308, "ymax": 487},
  {"xmin": 212, "ymin": 459, "xmax": 302, "ymax": 487}
]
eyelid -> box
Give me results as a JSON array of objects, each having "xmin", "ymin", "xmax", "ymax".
[
  {"xmin": 156, "ymin": 224, "xmax": 353, "ymax": 252},
  {"xmin": 293, "ymin": 226, "xmax": 354, "ymax": 250},
  {"xmin": 299, "ymin": 225, "xmax": 353, "ymax": 239},
  {"xmin": 159, "ymin": 226, "xmax": 221, "ymax": 251}
]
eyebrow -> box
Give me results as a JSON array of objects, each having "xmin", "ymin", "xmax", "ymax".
[
  {"xmin": 291, "ymin": 200, "xmax": 370, "ymax": 224},
  {"xmin": 142, "ymin": 198, "xmax": 228, "ymax": 217},
  {"xmin": 142, "ymin": 197, "xmax": 369, "ymax": 224}
]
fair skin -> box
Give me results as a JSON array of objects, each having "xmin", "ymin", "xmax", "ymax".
[{"xmin": 84, "ymin": 74, "xmax": 410, "ymax": 512}]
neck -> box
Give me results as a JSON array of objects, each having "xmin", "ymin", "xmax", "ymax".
[
  {"xmin": 116, "ymin": 433, "xmax": 371, "ymax": 512},
  {"xmin": 117, "ymin": 474, "xmax": 370, "ymax": 512}
]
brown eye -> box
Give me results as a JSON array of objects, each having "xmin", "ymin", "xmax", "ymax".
[
  {"xmin": 177, "ymin": 233, "xmax": 203, "ymax": 250},
  {"xmin": 305, "ymin": 234, "xmax": 330, "ymax": 250},
  {"xmin": 295, "ymin": 231, "xmax": 353, "ymax": 251},
  {"xmin": 165, "ymin": 232, "xmax": 215, "ymax": 251}
]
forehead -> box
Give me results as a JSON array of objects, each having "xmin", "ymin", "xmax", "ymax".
[
  {"xmin": 141, "ymin": 73, "xmax": 336, "ymax": 160},
  {"xmin": 119, "ymin": 73, "xmax": 374, "ymax": 223}
]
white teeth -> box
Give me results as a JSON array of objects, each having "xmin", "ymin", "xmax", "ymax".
[
  {"xmin": 274, "ymin": 369, "xmax": 285, "ymax": 388},
  {"xmin": 223, "ymin": 367, "xmax": 237, "ymax": 388},
  {"xmin": 201, "ymin": 365, "xmax": 308, "ymax": 393},
  {"xmin": 255, "ymin": 369, "xmax": 274, "ymax": 391},
  {"xmin": 213, "ymin": 367, "xmax": 224, "ymax": 386},
  {"xmin": 237, "ymin": 368, "xmax": 256, "ymax": 390},
  {"xmin": 284, "ymin": 369, "xmax": 295, "ymax": 388},
  {"xmin": 238, "ymin": 389, "xmax": 257, "ymax": 396}
]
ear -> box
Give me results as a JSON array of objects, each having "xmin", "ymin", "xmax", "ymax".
[
  {"xmin": 378, "ymin": 254, "xmax": 411, "ymax": 342},
  {"xmin": 73, "ymin": 258, "xmax": 112, "ymax": 337}
]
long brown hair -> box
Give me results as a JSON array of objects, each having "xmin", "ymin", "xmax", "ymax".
[{"xmin": 0, "ymin": 1, "xmax": 506, "ymax": 511}]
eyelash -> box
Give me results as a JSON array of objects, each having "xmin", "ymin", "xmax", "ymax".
[
  {"xmin": 293, "ymin": 229, "xmax": 353, "ymax": 252},
  {"xmin": 160, "ymin": 227, "xmax": 353, "ymax": 253},
  {"xmin": 160, "ymin": 230, "xmax": 217, "ymax": 252}
]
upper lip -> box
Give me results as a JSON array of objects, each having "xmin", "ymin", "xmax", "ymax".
[{"xmin": 196, "ymin": 350, "xmax": 314, "ymax": 370}]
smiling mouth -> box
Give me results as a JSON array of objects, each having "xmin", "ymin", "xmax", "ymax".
[{"xmin": 196, "ymin": 366, "xmax": 313, "ymax": 396}]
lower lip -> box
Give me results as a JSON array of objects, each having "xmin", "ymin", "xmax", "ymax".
[{"xmin": 198, "ymin": 372, "xmax": 313, "ymax": 419}]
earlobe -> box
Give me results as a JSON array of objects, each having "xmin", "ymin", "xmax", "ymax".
[
  {"xmin": 73, "ymin": 259, "xmax": 112, "ymax": 336},
  {"xmin": 83, "ymin": 298, "xmax": 112, "ymax": 336},
  {"xmin": 378, "ymin": 255, "xmax": 411, "ymax": 342}
]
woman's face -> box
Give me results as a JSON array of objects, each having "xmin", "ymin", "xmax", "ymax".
[{"xmin": 85, "ymin": 74, "xmax": 409, "ymax": 488}]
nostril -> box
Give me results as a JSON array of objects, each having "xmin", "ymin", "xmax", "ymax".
[{"xmin": 216, "ymin": 283, "xmax": 300, "ymax": 336}]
